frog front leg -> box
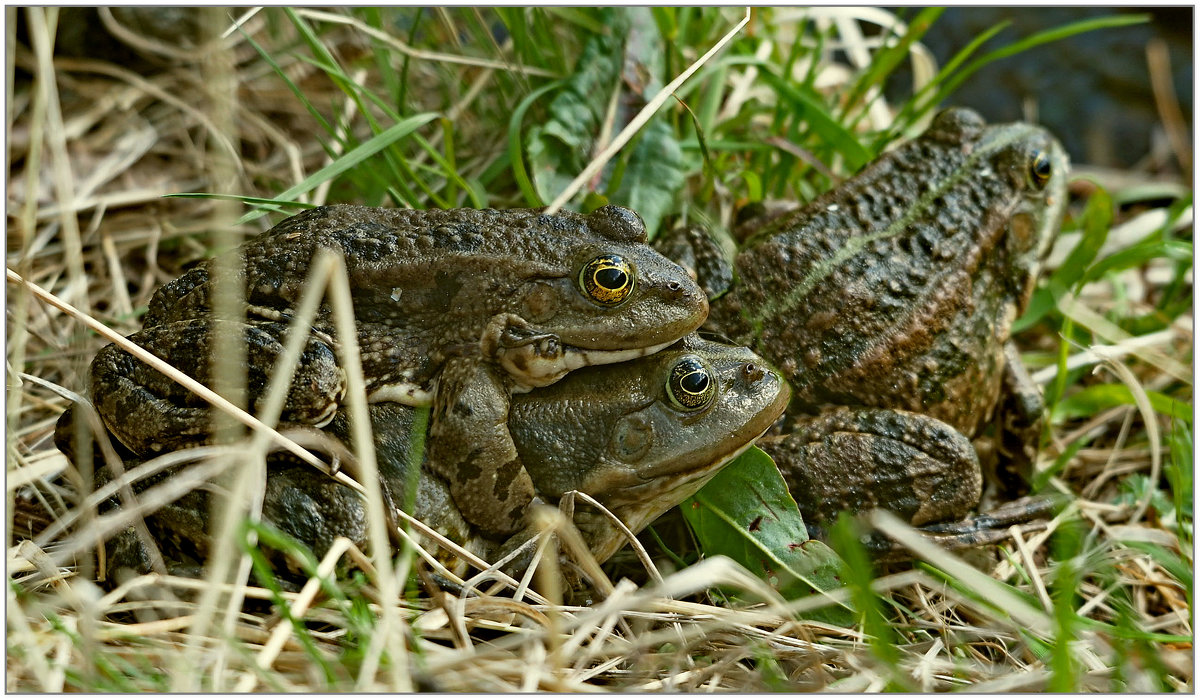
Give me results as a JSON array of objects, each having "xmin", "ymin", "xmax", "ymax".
[
  {"xmin": 763, "ymin": 406, "xmax": 982, "ymax": 535},
  {"xmin": 91, "ymin": 318, "xmax": 346, "ymax": 455},
  {"xmin": 480, "ymin": 312, "xmax": 572, "ymax": 390},
  {"xmin": 426, "ymin": 356, "xmax": 540, "ymax": 538},
  {"xmin": 993, "ymin": 340, "xmax": 1046, "ymax": 488}
]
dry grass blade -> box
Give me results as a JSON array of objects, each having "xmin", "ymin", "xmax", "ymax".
[
  {"xmin": 296, "ymin": 8, "xmax": 557, "ymax": 77},
  {"xmin": 543, "ymin": 8, "xmax": 751, "ymax": 213},
  {"xmin": 7, "ymin": 8, "xmax": 1190, "ymax": 693},
  {"xmin": 6, "ymin": 268, "xmax": 329, "ymax": 472}
]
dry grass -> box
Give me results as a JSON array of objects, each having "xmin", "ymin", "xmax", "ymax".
[{"xmin": 6, "ymin": 7, "xmax": 1193, "ymax": 692}]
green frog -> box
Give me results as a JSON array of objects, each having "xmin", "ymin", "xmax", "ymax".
[
  {"xmin": 63, "ymin": 334, "xmax": 788, "ymax": 579},
  {"xmin": 662, "ymin": 108, "xmax": 1068, "ymax": 532},
  {"xmin": 89, "ymin": 204, "xmax": 709, "ymax": 538}
]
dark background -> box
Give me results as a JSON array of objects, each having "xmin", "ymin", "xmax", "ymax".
[{"xmin": 890, "ymin": 7, "xmax": 1193, "ymax": 172}]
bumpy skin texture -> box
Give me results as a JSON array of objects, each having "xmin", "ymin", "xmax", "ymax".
[
  {"xmin": 701, "ymin": 108, "xmax": 1068, "ymax": 529},
  {"xmin": 64, "ymin": 334, "xmax": 787, "ymax": 580},
  {"xmin": 90, "ymin": 204, "xmax": 708, "ymax": 538},
  {"xmin": 761, "ymin": 407, "xmax": 981, "ymax": 530}
]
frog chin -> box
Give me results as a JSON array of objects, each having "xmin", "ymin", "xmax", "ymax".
[
  {"xmin": 575, "ymin": 440, "xmax": 760, "ymax": 564},
  {"xmin": 500, "ymin": 339, "xmax": 676, "ymax": 392}
]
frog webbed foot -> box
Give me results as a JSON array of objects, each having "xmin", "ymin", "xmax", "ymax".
[
  {"xmin": 765, "ymin": 406, "xmax": 982, "ymax": 531},
  {"xmin": 426, "ymin": 358, "xmax": 538, "ymax": 538},
  {"xmin": 90, "ymin": 318, "xmax": 345, "ymax": 456}
]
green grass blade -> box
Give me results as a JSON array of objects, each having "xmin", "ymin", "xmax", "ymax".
[
  {"xmin": 507, "ymin": 79, "xmax": 566, "ymax": 207},
  {"xmin": 759, "ymin": 70, "xmax": 872, "ymax": 170},
  {"xmin": 238, "ymin": 112, "xmax": 440, "ymax": 225},
  {"xmin": 915, "ymin": 14, "xmax": 1150, "ymax": 118}
]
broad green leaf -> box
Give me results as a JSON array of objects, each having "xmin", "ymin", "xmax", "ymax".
[
  {"xmin": 609, "ymin": 119, "xmax": 685, "ymax": 238},
  {"xmin": 683, "ymin": 447, "xmax": 850, "ymax": 618}
]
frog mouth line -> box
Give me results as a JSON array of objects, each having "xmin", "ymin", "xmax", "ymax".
[{"xmin": 502, "ymin": 338, "xmax": 677, "ymax": 391}]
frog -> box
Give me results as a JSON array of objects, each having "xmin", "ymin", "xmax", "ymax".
[
  {"xmin": 59, "ymin": 334, "xmax": 789, "ymax": 581},
  {"xmin": 88, "ymin": 204, "xmax": 709, "ymax": 539},
  {"xmin": 659, "ymin": 107, "xmax": 1068, "ymax": 535}
]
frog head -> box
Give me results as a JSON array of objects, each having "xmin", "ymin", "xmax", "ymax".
[
  {"xmin": 508, "ymin": 333, "xmax": 789, "ymax": 563},
  {"xmin": 504, "ymin": 205, "xmax": 710, "ymax": 372},
  {"xmin": 928, "ymin": 107, "xmax": 1069, "ymax": 308}
]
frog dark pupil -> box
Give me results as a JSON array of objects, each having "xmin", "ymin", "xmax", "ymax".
[
  {"xmin": 596, "ymin": 266, "xmax": 627, "ymax": 290},
  {"xmin": 682, "ymin": 371, "xmax": 709, "ymax": 394},
  {"xmin": 1030, "ymin": 152, "xmax": 1051, "ymax": 185}
]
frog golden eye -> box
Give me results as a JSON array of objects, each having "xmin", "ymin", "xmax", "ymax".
[
  {"xmin": 666, "ymin": 356, "xmax": 717, "ymax": 412},
  {"xmin": 579, "ymin": 254, "xmax": 635, "ymax": 306},
  {"xmin": 1028, "ymin": 151, "xmax": 1053, "ymax": 189}
]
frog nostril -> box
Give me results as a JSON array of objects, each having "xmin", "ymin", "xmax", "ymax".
[
  {"xmin": 665, "ymin": 279, "xmax": 685, "ymax": 297},
  {"xmin": 742, "ymin": 362, "xmax": 765, "ymax": 383}
]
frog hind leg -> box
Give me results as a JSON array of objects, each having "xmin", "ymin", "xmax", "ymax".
[
  {"xmin": 426, "ymin": 357, "xmax": 539, "ymax": 538},
  {"xmin": 988, "ymin": 340, "xmax": 1046, "ymax": 496},
  {"xmin": 90, "ymin": 318, "xmax": 345, "ymax": 455},
  {"xmin": 866, "ymin": 493, "xmax": 1066, "ymax": 563},
  {"xmin": 765, "ymin": 406, "xmax": 982, "ymax": 533}
]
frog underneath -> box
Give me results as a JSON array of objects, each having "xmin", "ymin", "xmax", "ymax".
[
  {"xmin": 63, "ymin": 334, "xmax": 788, "ymax": 581},
  {"xmin": 90, "ymin": 204, "xmax": 708, "ymax": 539}
]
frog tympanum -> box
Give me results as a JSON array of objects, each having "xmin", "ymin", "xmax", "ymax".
[
  {"xmin": 89, "ymin": 204, "xmax": 708, "ymax": 538},
  {"xmin": 661, "ymin": 107, "xmax": 1068, "ymax": 534}
]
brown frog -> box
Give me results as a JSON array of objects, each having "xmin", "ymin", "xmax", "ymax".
[
  {"xmin": 89, "ymin": 204, "xmax": 708, "ymax": 539},
  {"xmin": 663, "ymin": 107, "xmax": 1068, "ymax": 533},
  {"xmin": 62, "ymin": 334, "xmax": 788, "ymax": 581}
]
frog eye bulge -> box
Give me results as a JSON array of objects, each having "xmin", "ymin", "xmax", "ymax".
[
  {"xmin": 579, "ymin": 254, "xmax": 634, "ymax": 306},
  {"xmin": 1028, "ymin": 150, "xmax": 1053, "ymax": 190},
  {"xmin": 667, "ymin": 355, "xmax": 717, "ymax": 411}
]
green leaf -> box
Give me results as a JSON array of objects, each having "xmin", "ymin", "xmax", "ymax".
[
  {"xmin": 683, "ymin": 447, "xmax": 849, "ymax": 617},
  {"xmin": 508, "ymin": 79, "xmax": 567, "ymax": 207},
  {"xmin": 1051, "ymin": 384, "xmax": 1192, "ymax": 424},
  {"xmin": 525, "ymin": 11, "xmax": 626, "ymax": 204},
  {"xmin": 1055, "ymin": 187, "xmax": 1113, "ymax": 288},
  {"xmin": 609, "ymin": 119, "xmax": 685, "ymax": 238},
  {"xmin": 1082, "ymin": 238, "xmax": 1193, "ymax": 287},
  {"xmin": 1015, "ymin": 187, "xmax": 1112, "ymax": 333}
]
